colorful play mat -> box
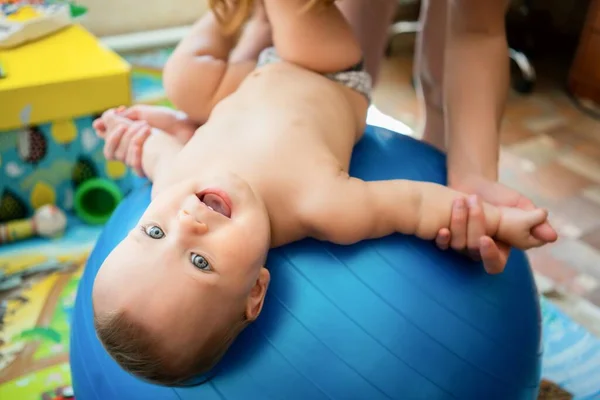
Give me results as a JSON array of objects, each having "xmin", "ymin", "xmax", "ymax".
[{"xmin": 1, "ymin": 46, "xmax": 600, "ymax": 400}]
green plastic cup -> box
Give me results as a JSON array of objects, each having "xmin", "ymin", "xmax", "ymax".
[{"xmin": 74, "ymin": 178, "xmax": 123, "ymax": 225}]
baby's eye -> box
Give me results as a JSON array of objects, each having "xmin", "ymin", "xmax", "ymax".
[
  {"xmin": 144, "ymin": 225, "xmax": 165, "ymax": 239},
  {"xmin": 190, "ymin": 253, "xmax": 211, "ymax": 271}
]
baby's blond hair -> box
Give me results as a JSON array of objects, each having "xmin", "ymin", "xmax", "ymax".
[{"xmin": 209, "ymin": 0, "xmax": 337, "ymax": 34}]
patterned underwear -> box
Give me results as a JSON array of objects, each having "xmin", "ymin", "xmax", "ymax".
[{"xmin": 256, "ymin": 46, "xmax": 372, "ymax": 102}]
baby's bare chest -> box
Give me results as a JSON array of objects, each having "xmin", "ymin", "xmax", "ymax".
[{"xmin": 193, "ymin": 81, "xmax": 358, "ymax": 173}]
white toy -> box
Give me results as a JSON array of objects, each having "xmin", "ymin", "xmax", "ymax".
[
  {"xmin": 0, "ymin": 2, "xmax": 82, "ymax": 49},
  {"xmin": 0, "ymin": 204, "xmax": 67, "ymax": 244}
]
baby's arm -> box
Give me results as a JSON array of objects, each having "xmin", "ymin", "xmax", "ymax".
[
  {"xmin": 98, "ymin": 109, "xmax": 183, "ymax": 181},
  {"xmin": 139, "ymin": 128, "xmax": 183, "ymax": 182},
  {"xmin": 163, "ymin": 11, "xmax": 257, "ymax": 123},
  {"xmin": 302, "ymin": 174, "xmax": 552, "ymax": 250},
  {"xmin": 119, "ymin": 105, "xmax": 198, "ymax": 143}
]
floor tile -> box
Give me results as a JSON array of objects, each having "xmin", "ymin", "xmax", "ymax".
[
  {"xmin": 503, "ymin": 98, "xmax": 546, "ymax": 122},
  {"xmin": 548, "ymin": 196, "xmax": 600, "ymax": 239},
  {"xmin": 573, "ymin": 140, "xmax": 600, "ymax": 159},
  {"xmin": 499, "ymin": 120, "xmax": 537, "ymax": 146},
  {"xmin": 571, "ymin": 116, "xmax": 600, "ymax": 145},
  {"xmin": 557, "ymin": 150, "xmax": 600, "ymax": 184},
  {"xmin": 570, "ymin": 273, "xmax": 600, "ymax": 296},
  {"xmin": 553, "ymin": 95, "xmax": 588, "ymax": 121},
  {"xmin": 507, "ymin": 135, "xmax": 568, "ymax": 167},
  {"xmin": 527, "ymin": 246, "xmax": 578, "ymax": 287},
  {"xmin": 582, "ymin": 227, "xmax": 600, "ymax": 252},
  {"xmin": 549, "ymin": 239, "xmax": 600, "ymax": 280},
  {"xmin": 544, "ymin": 124, "xmax": 588, "ymax": 148},
  {"xmin": 524, "ymin": 114, "xmax": 569, "ymax": 134},
  {"xmin": 583, "ymin": 185, "xmax": 600, "ymax": 205},
  {"xmin": 521, "ymin": 162, "xmax": 594, "ymax": 201},
  {"xmin": 586, "ymin": 287, "xmax": 600, "ymax": 308}
]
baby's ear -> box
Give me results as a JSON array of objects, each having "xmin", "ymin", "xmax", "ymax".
[{"xmin": 245, "ymin": 268, "xmax": 270, "ymax": 321}]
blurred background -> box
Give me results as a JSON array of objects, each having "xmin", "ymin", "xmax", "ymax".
[{"xmin": 1, "ymin": 0, "xmax": 599, "ymax": 398}]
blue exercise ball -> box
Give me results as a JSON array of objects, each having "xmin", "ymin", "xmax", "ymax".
[{"xmin": 70, "ymin": 125, "xmax": 542, "ymax": 399}]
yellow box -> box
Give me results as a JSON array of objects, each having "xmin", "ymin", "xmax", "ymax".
[
  {"xmin": 0, "ymin": 24, "xmax": 134, "ymax": 222},
  {"xmin": 0, "ymin": 24, "xmax": 131, "ymax": 130}
]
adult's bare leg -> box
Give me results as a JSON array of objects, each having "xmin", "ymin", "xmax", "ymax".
[
  {"xmin": 413, "ymin": 0, "xmax": 447, "ymax": 151},
  {"xmin": 336, "ymin": 0, "xmax": 397, "ymax": 84}
]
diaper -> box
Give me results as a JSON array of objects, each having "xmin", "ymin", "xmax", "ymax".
[{"xmin": 256, "ymin": 46, "xmax": 372, "ymax": 101}]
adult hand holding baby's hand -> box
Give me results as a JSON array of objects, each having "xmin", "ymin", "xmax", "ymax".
[
  {"xmin": 434, "ymin": 175, "xmax": 558, "ymax": 274},
  {"xmin": 92, "ymin": 107, "xmax": 152, "ymax": 177}
]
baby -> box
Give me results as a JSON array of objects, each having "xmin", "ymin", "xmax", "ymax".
[{"xmin": 92, "ymin": 0, "xmax": 555, "ymax": 387}]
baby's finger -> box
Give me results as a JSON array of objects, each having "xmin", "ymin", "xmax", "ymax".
[
  {"xmin": 130, "ymin": 125, "xmax": 150, "ymax": 164},
  {"xmin": 101, "ymin": 108, "xmax": 118, "ymax": 119},
  {"xmin": 480, "ymin": 236, "xmax": 509, "ymax": 274},
  {"xmin": 127, "ymin": 144, "xmax": 145, "ymax": 177},
  {"xmin": 435, "ymin": 228, "xmax": 451, "ymax": 250},
  {"xmin": 531, "ymin": 221, "xmax": 558, "ymax": 243},
  {"xmin": 103, "ymin": 125, "xmax": 127, "ymax": 159},
  {"xmin": 131, "ymin": 124, "xmax": 151, "ymax": 149},
  {"xmin": 93, "ymin": 118, "xmax": 106, "ymax": 137},
  {"xmin": 114, "ymin": 128, "xmax": 136, "ymax": 161},
  {"xmin": 115, "ymin": 121, "xmax": 145, "ymax": 160},
  {"xmin": 121, "ymin": 106, "xmax": 142, "ymax": 120},
  {"xmin": 129, "ymin": 131, "xmax": 149, "ymax": 173},
  {"xmin": 129, "ymin": 126, "xmax": 150, "ymax": 174},
  {"xmin": 466, "ymin": 195, "xmax": 485, "ymax": 260},
  {"xmin": 450, "ymin": 197, "xmax": 468, "ymax": 251}
]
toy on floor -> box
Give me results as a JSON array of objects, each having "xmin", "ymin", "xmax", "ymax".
[
  {"xmin": 0, "ymin": 257, "xmax": 75, "ymax": 292},
  {"xmin": 0, "ymin": 1, "xmax": 88, "ymax": 49},
  {"xmin": 71, "ymin": 126, "xmax": 543, "ymax": 400},
  {"xmin": 43, "ymin": 385, "xmax": 75, "ymax": 400},
  {"xmin": 73, "ymin": 178, "xmax": 123, "ymax": 225},
  {"xmin": 0, "ymin": 204, "xmax": 66, "ymax": 245}
]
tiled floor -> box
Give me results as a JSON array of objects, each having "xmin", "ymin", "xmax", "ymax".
[{"xmin": 373, "ymin": 52, "xmax": 600, "ymax": 314}]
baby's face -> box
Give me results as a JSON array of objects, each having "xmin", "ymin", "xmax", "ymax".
[{"xmin": 93, "ymin": 174, "xmax": 271, "ymax": 354}]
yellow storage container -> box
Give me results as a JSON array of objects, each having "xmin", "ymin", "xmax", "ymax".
[{"xmin": 0, "ymin": 24, "xmax": 134, "ymax": 222}]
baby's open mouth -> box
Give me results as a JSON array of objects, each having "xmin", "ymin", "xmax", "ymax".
[{"xmin": 197, "ymin": 192, "xmax": 232, "ymax": 218}]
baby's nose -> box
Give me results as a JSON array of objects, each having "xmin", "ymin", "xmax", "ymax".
[{"xmin": 177, "ymin": 210, "xmax": 208, "ymax": 235}]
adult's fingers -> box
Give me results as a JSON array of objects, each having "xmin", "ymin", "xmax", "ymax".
[
  {"xmin": 435, "ymin": 228, "xmax": 451, "ymax": 250},
  {"xmin": 480, "ymin": 236, "xmax": 509, "ymax": 274},
  {"xmin": 466, "ymin": 195, "xmax": 485, "ymax": 261},
  {"xmin": 450, "ymin": 197, "xmax": 468, "ymax": 251}
]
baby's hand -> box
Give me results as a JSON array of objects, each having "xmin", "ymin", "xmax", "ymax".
[
  {"xmin": 497, "ymin": 206, "xmax": 553, "ymax": 249},
  {"xmin": 92, "ymin": 106, "xmax": 126, "ymax": 137},
  {"xmin": 96, "ymin": 108, "xmax": 152, "ymax": 177}
]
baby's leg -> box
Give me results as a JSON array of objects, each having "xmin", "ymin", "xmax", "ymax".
[
  {"xmin": 163, "ymin": 12, "xmax": 256, "ymax": 123},
  {"xmin": 262, "ymin": 0, "xmax": 363, "ymax": 73},
  {"xmin": 229, "ymin": 0, "xmax": 273, "ymax": 64}
]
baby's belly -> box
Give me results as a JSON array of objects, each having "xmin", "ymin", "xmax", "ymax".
[
  {"xmin": 210, "ymin": 62, "xmax": 360, "ymax": 149},
  {"xmin": 242, "ymin": 62, "xmax": 346, "ymax": 98},
  {"xmin": 224, "ymin": 63, "xmax": 356, "ymax": 126}
]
